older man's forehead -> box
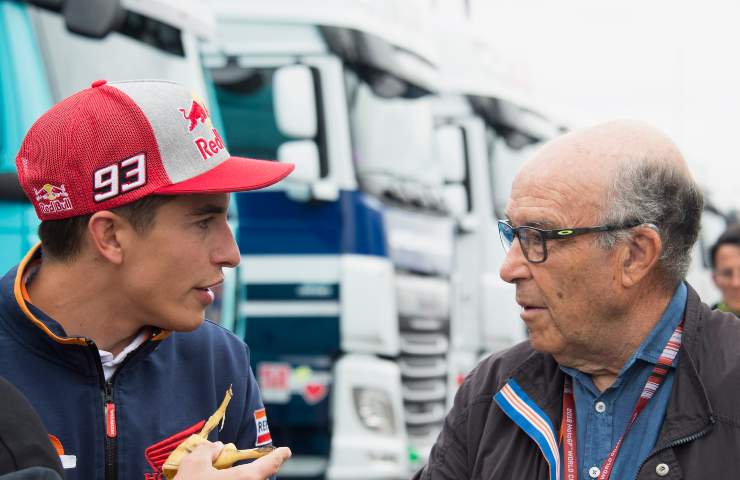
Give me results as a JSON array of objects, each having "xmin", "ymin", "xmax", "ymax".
[{"xmin": 507, "ymin": 153, "xmax": 607, "ymax": 224}]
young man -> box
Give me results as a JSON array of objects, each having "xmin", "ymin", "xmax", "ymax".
[
  {"xmin": 0, "ymin": 80, "xmax": 293, "ymax": 479},
  {"xmin": 710, "ymin": 224, "xmax": 740, "ymax": 315}
]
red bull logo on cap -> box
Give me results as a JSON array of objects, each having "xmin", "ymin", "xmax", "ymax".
[
  {"xmin": 34, "ymin": 183, "xmax": 73, "ymax": 214},
  {"xmin": 195, "ymin": 128, "xmax": 225, "ymax": 161},
  {"xmin": 178, "ymin": 100, "xmax": 210, "ymax": 132}
]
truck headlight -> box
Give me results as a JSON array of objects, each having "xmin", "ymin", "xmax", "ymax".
[{"xmin": 352, "ymin": 387, "xmax": 396, "ymax": 435}]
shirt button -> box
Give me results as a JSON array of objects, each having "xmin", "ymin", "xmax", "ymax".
[
  {"xmin": 589, "ymin": 466, "xmax": 601, "ymax": 478},
  {"xmin": 656, "ymin": 463, "xmax": 670, "ymax": 476},
  {"xmin": 594, "ymin": 401, "xmax": 606, "ymax": 413}
]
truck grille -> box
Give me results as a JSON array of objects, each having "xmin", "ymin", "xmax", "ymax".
[{"xmin": 395, "ymin": 273, "xmax": 450, "ymax": 454}]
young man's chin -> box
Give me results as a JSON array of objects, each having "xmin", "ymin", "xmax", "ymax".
[{"xmin": 155, "ymin": 311, "xmax": 206, "ymax": 333}]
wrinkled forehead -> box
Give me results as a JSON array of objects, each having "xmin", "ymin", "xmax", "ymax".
[{"xmin": 505, "ymin": 140, "xmax": 613, "ymax": 227}]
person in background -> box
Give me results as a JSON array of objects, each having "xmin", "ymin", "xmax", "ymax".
[
  {"xmin": 709, "ymin": 224, "xmax": 740, "ymax": 315},
  {"xmin": 0, "ymin": 79, "xmax": 293, "ymax": 479},
  {"xmin": 0, "ymin": 377, "xmax": 63, "ymax": 479},
  {"xmin": 415, "ymin": 120, "xmax": 740, "ymax": 480}
]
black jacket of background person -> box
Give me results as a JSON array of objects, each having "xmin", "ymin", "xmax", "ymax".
[
  {"xmin": 0, "ymin": 377, "xmax": 63, "ymax": 476},
  {"xmin": 414, "ymin": 284, "xmax": 740, "ymax": 479}
]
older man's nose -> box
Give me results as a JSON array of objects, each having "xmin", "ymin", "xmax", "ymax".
[{"xmin": 500, "ymin": 239, "xmax": 531, "ymax": 284}]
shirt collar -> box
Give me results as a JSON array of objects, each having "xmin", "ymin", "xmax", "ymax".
[
  {"xmin": 560, "ymin": 281, "xmax": 687, "ymax": 385},
  {"xmin": 623, "ymin": 281, "xmax": 687, "ymax": 370}
]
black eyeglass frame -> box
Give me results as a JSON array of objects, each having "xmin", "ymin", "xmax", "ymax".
[{"xmin": 497, "ymin": 219, "xmax": 643, "ymax": 264}]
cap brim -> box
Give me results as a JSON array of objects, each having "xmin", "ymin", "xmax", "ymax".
[{"xmin": 154, "ymin": 156, "xmax": 293, "ymax": 195}]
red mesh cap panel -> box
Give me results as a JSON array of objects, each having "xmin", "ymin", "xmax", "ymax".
[{"xmin": 16, "ymin": 84, "xmax": 170, "ymax": 220}]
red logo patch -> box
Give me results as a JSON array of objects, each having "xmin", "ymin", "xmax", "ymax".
[
  {"xmin": 254, "ymin": 408, "xmax": 272, "ymax": 446},
  {"xmin": 34, "ymin": 183, "xmax": 73, "ymax": 214},
  {"xmin": 143, "ymin": 420, "xmax": 205, "ymax": 480},
  {"xmin": 178, "ymin": 100, "xmax": 209, "ymax": 132}
]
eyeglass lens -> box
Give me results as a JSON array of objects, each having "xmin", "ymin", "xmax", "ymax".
[{"xmin": 498, "ymin": 222, "xmax": 547, "ymax": 262}]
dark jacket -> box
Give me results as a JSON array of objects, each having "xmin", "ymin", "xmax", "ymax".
[
  {"xmin": 0, "ymin": 247, "xmax": 268, "ymax": 480},
  {"xmin": 414, "ymin": 285, "xmax": 740, "ymax": 479},
  {"xmin": 0, "ymin": 377, "xmax": 63, "ymax": 477}
]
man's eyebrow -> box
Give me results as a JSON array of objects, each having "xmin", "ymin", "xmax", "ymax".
[
  {"xmin": 188, "ymin": 204, "xmax": 226, "ymax": 216},
  {"xmin": 526, "ymin": 220, "xmax": 552, "ymax": 229},
  {"xmin": 504, "ymin": 217, "xmax": 555, "ymax": 229}
]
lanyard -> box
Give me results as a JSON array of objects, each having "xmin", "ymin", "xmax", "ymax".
[{"xmin": 560, "ymin": 321, "xmax": 684, "ymax": 480}]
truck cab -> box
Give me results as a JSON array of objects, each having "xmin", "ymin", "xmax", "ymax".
[
  {"xmin": 428, "ymin": 5, "xmax": 563, "ymax": 410},
  {"xmin": 0, "ymin": 0, "xmax": 221, "ymax": 275}
]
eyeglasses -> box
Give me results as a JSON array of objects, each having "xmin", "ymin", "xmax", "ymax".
[{"xmin": 497, "ymin": 219, "xmax": 642, "ymax": 263}]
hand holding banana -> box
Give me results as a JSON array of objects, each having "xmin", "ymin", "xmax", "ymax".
[
  {"xmin": 162, "ymin": 386, "xmax": 291, "ymax": 479},
  {"xmin": 174, "ymin": 442, "xmax": 291, "ymax": 480}
]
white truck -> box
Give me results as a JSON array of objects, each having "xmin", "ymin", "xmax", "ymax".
[
  {"xmin": 428, "ymin": 2, "xmax": 564, "ymax": 410},
  {"xmin": 202, "ymin": 1, "xmax": 561, "ymax": 477}
]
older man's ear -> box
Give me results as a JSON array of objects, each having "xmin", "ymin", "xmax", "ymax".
[{"xmin": 618, "ymin": 225, "xmax": 663, "ymax": 288}]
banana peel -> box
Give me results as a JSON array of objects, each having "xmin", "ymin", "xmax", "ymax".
[{"xmin": 162, "ymin": 386, "xmax": 275, "ymax": 479}]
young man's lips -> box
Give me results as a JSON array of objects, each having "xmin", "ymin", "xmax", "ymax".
[
  {"xmin": 194, "ymin": 286, "xmax": 216, "ymax": 305},
  {"xmin": 194, "ymin": 280, "xmax": 223, "ymax": 304},
  {"xmin": 196, "ymin": 279, "xmax": 223, "ymax": 291}
]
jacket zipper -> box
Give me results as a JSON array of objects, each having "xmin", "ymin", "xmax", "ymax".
[
  {"xmin": 103, "ymin": 380, "xmax": 118, "ymax": 480},
  {"xmin": 633, "ymin": 423, "xmax": 713, "ymax": 479},
  {"xmin": 91, "ymin": 335, "xmax": 154, "ymax": 480}
]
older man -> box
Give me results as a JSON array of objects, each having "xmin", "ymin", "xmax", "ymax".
[{"xmin": 414, "ymin": 121, "xmax": 740, "ymax": 480}]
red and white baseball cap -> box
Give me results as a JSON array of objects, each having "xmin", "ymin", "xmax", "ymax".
[{"xmin": 16, "ymin": 79, "xmax": 293, "ymax": 220}]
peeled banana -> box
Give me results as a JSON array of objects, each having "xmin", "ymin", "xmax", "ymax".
[{"xmin": 161, "ymin": 386, "xmax": 275, "ymax": 479}]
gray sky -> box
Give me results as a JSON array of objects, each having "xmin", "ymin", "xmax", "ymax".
[{"xmin": 471, "ymin": 0, "xmax": 740, "ymax": 214}]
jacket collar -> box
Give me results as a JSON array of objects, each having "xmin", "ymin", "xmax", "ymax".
[
  {"xmin": 654, "ymin": 284, "xmax": 715, "ymax": 448},
  {"xmin": 0, "ymin": 244, "xmax": 171, "ymax": 376}
]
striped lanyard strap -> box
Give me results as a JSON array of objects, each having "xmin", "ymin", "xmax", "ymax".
[{"xmin": 560, "ymin": 321, "xmax": 684, "ymax": 480}]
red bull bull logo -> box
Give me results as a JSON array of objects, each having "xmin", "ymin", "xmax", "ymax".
[
  {"xmin": 35, "ymin": 183, "xmax": 73, "ymax": 214},
  {"xmin": 178, "ymin": 100, "xmax": 209, "ymax": 132}
]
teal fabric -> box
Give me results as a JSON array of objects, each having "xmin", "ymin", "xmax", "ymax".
[{"xmin": 0, "ymin": 1, "xmax": 51, "ymax": 272}]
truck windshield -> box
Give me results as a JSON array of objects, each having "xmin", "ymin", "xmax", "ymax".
[
  {"xmin": 345, "ymin": 71, "xmax": 442, "ymax": 208},
  {"xmin": 210, "ymin": 66, "xmax": 291, "ymax": 162},
  {"xmin": 487, "ymin": 128, "xmax": 541, "ymax": 218},
  {"xmin": 30, "ymin": 7, "xmax": 206, "ymax": 100}
]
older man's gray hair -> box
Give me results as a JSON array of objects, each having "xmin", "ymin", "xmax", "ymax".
[{"xmin": 599, "ymin": 159, "xmax": 704, "ymax": 283}]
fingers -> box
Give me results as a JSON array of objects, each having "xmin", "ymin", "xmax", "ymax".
[
  {"xmin": 226, "ymin": 447, "xmax": 292, "ymax": 480},
  {"xmin": 174, "ymin": 441, "xmax": 224, "ymax": 479}
]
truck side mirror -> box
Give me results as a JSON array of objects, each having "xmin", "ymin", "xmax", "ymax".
[
  {"xmin": 435, "ymin": 125, "xmax": 466, "ymax": 183},
  {"xmin": 443, "ymin": 184, "xmax": 468, "ymax": 217},
  {"xmin": 273, "ymin": 65, "xmax": 318, "ymax": 139},
  {"xmin": 62, "ymin": 0, "xmax": 125, "ymax": 39},
  {"xmin": 277, "ymin": 140, "xmax": 320, "ymax": 183}
]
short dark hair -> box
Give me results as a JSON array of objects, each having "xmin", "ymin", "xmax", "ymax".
[
  {"xmin": 710, "ymin": 224, "xmax": 740, "ymax": 269},
  {"xmin": 38, "ymin": 195, "xmax": 173, "ymax": 261}
]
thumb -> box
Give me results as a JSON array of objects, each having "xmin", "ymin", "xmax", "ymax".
[
  {"xmin": 227, "ymin": 447, "xmax": 291, "ymax": 479},
  {"xmin": 174, "ymin": 441, "xmax": 224, "ymax": 478}
]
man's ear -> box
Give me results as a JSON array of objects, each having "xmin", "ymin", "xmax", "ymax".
[
  {"xmin": 619, "ymin": 224, "xmax": 662, "ymax": 288},
  {"xmin": 87, "ymin": 211, "xmax": 133, "ymax": 265}
]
